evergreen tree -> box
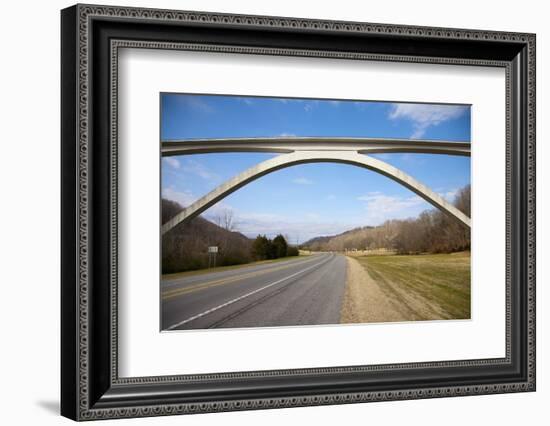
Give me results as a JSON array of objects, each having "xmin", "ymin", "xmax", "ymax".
[
  {"xmin": 251, "ymin": 235, "xmax": 270, "ymax": 260},
  {"xmin": 272, "ymin": 234, "xmax": 288, "ymax": 258}
]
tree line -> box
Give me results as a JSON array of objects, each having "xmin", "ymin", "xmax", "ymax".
[
  {"xmin": 162, "ymin": 199, "xmax": 299, "ymax": 274},
  {"xmin": 162, "ymin": 199, "xmax": 253, "ymax": 273},
  {"xmin": 251, "ymin": 234, "xmax": 299, "ymax": 260},
  {"xmin": 303, "ymin": 185, "xmax": 471, "ymax": 255}
]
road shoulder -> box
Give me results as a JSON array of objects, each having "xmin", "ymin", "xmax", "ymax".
[{"xmin": 340, "ymin": 256, "xmax": 417, "ymax": 323}]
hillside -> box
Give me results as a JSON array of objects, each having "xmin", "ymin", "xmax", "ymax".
[
  {"xmin": 301, "ymin": 235, "xmax": 332, "ymax": 247},
  {"xmin": 302, "ymin": 185, "xmax": 471, "ymax": 254},
  {"xmin": 161, "ymin": 199, "xmax": 252, "ymax": 274},
  {"xmin": 302, "ymin": 226, "xmax": 375, "ymax": 250}
]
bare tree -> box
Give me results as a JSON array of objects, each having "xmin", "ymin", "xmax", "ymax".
[
  {"xmin": 302, "ymin": 185, "xmax": 471, "ymax": 255},
  {"xmin": 162, "ymin": 200, "xmax": 252, "ymax": 274},
  {"xmin": 215, "ymin": 208, "xmax": 236, "ymax": 232}
]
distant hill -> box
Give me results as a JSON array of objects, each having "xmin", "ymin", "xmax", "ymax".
[
  {"xmin": 301, "ymin": 235, "xmax": 332, "ymax": 247},
  {"xmin": 302, "ymin": 226, "xmax": 377, "ymax": 252},
  {"xmin": 162, "ymin": 199, "xmax": 252, "ymax": 274},
  {"xmin": 301, "ymin": 185, "xmax": 471, "ymax": 254},
  {"xmin": 302, "ymin": 226, "xmax": 376, "ymax": 247}
]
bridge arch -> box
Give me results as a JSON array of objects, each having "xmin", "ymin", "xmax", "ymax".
[{"xmin": 161, "ymin": 151, "xmax": 470, "ymax": 235}]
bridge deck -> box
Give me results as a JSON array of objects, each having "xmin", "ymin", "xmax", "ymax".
[{"xmin": 162, "ymin": 137, "xmax": 470, "ymax": 156}]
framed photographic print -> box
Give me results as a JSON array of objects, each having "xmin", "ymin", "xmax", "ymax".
[{"xmin": 61, "ymin": 4, "xmax": 536, "ymax": 421}]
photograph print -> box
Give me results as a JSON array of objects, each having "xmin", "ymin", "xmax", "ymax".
[{"xmin": 160, "ymin": 94, "xmax": 471, "ymax": 332}]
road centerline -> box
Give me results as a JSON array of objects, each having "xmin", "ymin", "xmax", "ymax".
[
  {"xmin": 164, "ymin": 254, "xmax": 334, "ymax": 330},
  {"xmin": 162, "ymin": 255, "xmax": 323, "ymax": 300}
]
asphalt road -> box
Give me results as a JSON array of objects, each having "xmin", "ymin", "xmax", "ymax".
[{"xmin": 161, "ymin": 253, "xmax": 347, "ymax": 330}]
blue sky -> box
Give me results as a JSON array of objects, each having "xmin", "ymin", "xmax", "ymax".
[{"xmin": 161, "ymin": 94, "xmax": 471, "ymax": 243}]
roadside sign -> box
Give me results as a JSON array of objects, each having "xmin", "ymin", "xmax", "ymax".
[{"xmin": 208, "ymin": 246, "xmax": 218, "ymax": 268}]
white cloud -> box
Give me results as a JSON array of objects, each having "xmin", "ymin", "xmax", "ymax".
[
  {"xmin": 239, "ymin": 212, "xmax": 284, "ymax": 223},
  {"xmin": 292, "ymin": 177, "xmax": 314, "ymax": 185},
  {"xmin": 182, "ymin": 159, "xmax": 219, "ymax": 182},
  {"xmin": 279, "ymin": 132, "xmax": 297, "ymax": 138},
  {"xmin": 202, "ymin": 202, "xmax": 238, "ymax": 225},
  {"xmin": 305, "ymin": 213, "xmax": 321, "ymax": 220},
  {"xmin": 162, "ymin": 187, "xmax": 196, "ymax": 207},
  {"xmin": 183, "ymin": 96, "xmax": 214, "ymax": 113},
  {"xmin": 303, "ymin": 100, "xmax": 320, "ymax": 113},
  {"xmin": 388, "ymin": 103, "xmax": 468, "ymax": 139},
  {"xmin": 163, "ymin": 157, "xmax": 180, "ymax": 169},
  {"xmin": 163, "ymin": 188, "xmax": 236, "ymax": 221},
  {"xmin": 232, "ymin": 210, "xmax": 358, "ymax": 243},
  {"xmin": 439, "ymin": 188, "xmax": 459, "ymax": 202},
  {"xmin": 357, "ymin": 193, "xmax": 429, "ymax": 224},
  {"xmin": 239, "ymin": 98, "xmax": 254, "ymax": 105},
  {"xmin": 399, "ymin": 153, "xmax": 426, "ymax": 165}
]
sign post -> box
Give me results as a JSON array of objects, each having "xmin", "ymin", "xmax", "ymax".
[{"xmin": 208, "ymin": 246, "xmax": 218, "ymax": 268}]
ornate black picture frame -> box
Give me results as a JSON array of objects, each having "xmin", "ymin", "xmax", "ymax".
[{"xmin": 61, "ymin": 4, "xmax": 536, "ymax": 421}]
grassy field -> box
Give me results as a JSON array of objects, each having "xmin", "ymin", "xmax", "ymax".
[{"xmin": 355, "ymin": 252, "xmax": 471, "ymax": 320}]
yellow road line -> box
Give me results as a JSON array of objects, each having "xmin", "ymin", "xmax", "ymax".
[
  {"xmin": 165, "ymin": 255, "xmax": 334, "ymax": 330},
  {"xmin": 162, "ymin": 256, "xmax": 321, "ymax": 301}
]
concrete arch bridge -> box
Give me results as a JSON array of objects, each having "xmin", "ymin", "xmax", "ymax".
[{"xmin": 161, "ymin": 137, "xmax": 471, "ymax": 236}]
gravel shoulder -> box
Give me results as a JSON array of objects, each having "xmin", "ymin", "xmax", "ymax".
[
  {"xmin": 340, "ymin": 254, "xmax": 470, "ymax": 323},
  {"xmin": 340, "ymin": 256, "xmax": 411, "ymax": 323}
]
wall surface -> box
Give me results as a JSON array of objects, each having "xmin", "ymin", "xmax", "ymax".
[{"xmin": 0, "ymin": 0, "xmax": 547, "ymax": 424}]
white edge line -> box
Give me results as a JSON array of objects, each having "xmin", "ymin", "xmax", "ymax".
[{"xmin": 165, "ymin": 254, "xmax": 334, "ymax": 330}]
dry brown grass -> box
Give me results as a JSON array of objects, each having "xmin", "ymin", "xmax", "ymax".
[{"xmin": 340, "ymin": 252, "xmax": 471, "ymax": 324}]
